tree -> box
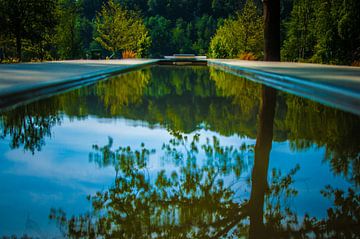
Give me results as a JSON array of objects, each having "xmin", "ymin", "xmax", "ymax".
[
  {"xmin": 95, "ymin": 0, "xmax": 151, "ymax": 57},
  {"xmin": 171, "ymin": 19, "xmax": 193, "ymax": 54},
  {"xmin": 0, "ymin": 0, "xmax": 57, "ymax": 61},
  {"xmin": 192, "ymin": 15, "xmax": 217, "ymax": 55},
  {"xmin": 263, "ymin": 0, "xmax": 280, "ymax": 61},
  {"xmin": 312, "ymin": 0, "xmax": 360, "ymax": 65},
  {"xmin": 209, "ymin": 0, "xmax": 263, "ymax": 59},
  {"xmin": 55, "ymin": 0, "xmax": 82, "ymax": 59},
  {"xmin": 281, "ymin": 0, "xmax": 316, "ymax": 61},
  {"xmin": 145, "ymin": 15, "xmax": 173, "ymax": 57},
  {"xmin": 281, "ymin": 0, "xmax": 360, "ymax": 65}
]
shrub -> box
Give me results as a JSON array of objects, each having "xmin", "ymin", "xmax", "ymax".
[
  {"xmin": 238, "ymin": 52, "xmax": 257, "ymax": 60},
  {"xmin": 122, "ymin": 50, "xmax": 137, "ymax": 59}
]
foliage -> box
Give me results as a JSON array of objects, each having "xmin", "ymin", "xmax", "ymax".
[
  {"xmin": 192, "ymin": 15, "xmax": 217, "ymax": 55},
  {"xmin": 282, "ymin": 0, "xmax": 360, "ymax": 64},
  {"xmin": 170, "ymin": 19, "xmax": 193, "ymax": 54},
  {"xmin": 49, "ymin": 133, "xmax": 360, "ymax": 238},
  {"xmin": 144, "ymin": 15, "xmax": 173, "ymax": 57},
  {"xmin": 0, "ymin": 0, "xmax": 357, "ymax": 62},
  {"xmin": 0, "ymin": 98, "xmax": 62, "ymax": 154},
  {"xmin": 55, "ymin": 0, "xmax": 83, "ymax": 59},
  {"xmin": 94, "ymin": 0, "xmax": 151, "ymax": 56},
  {"xmin": 281, "ymin": 0, "xmax": 316, "ymax": 61},
  {"xmin": 0, "ymin": 0, "xmax": 57, "ymax": 61},
  {"xmin": 209, "ymin": 0, "xmax": 263, "ymax": 59}
]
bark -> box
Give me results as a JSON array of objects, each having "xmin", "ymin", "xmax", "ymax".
[
  {"xmin": 16, "ymin": 34, "xmax": 22, "ymax": 61},
  {"xmin": 263, "ymin": 0, "xmax": 280, "ymax": 61}
]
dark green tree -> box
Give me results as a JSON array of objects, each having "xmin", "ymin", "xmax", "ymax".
[
  {"xmin": 55, "ymin": 0, "xmax": 82, "ymax": 59},
  {"xmin": 192, "ymin": 15, "xmax": 217, "ymax": 55},
  {"xmin": 145, "ymin": 15, "xmax": 173, "ymax": 57},
  {"xmin": 171, "ymin": 19, "xmax": 193, "ymax": 54},
  {"xmin": 281, "ymin": 0, "xmax": 316, "ymax": 61},
  {"xmin": 0, "ymin": 0, "xmax": 57, "ymax": 61},
  {"xmin": 312, "ymin": 0, "xmax": 360, "ymax": 64}
]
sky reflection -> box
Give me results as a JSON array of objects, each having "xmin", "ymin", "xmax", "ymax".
[{"xmin": 0, "ymin": 66, "xmax": 359, "ymax": 237}]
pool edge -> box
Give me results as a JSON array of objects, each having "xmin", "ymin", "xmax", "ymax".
[
  {"xmin": 208, "ymin": 60, "xmax": 360, "ymax": 116},
  {"xmin": 0, "ymin": 59, "xmax": 159, "ymax": 112}
]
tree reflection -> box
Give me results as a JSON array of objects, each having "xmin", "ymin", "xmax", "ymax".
[
  {"xmin": 49, "ymin": 83, "xmax": 360, "ymax": 238},
  {"xmin": 284, "ymin": 95, "xmax": 360, "ymax": 185},
  {"xmin": 2, "ymin": 66, "xmax": 358, "ymax": 172},
  {"xmin": 0, "ymin": 97, "xmax": 61, "ymax": 153},
  {"xmin": 248, "ymin": 86, "xmax": 276, "ymax": 238},
  {"xmin": 50, "ymin": 132, "xmax": 301, "ymax": 238}
]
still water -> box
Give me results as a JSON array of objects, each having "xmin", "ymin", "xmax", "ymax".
[{"xmin": 0, "ymin": 66, "xmax": 359, "ymax": 238}]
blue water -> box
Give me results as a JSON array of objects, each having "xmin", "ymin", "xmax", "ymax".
[{"xmin": 0, "ymin": 66, "xmax": 359, "ymax": 238}]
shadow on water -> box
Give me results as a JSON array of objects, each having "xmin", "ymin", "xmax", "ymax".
[{"xmin": 0, "ymin": 66, "xmax": 360, "ymax": 238}]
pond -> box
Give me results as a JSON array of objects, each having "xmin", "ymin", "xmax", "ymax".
[{"xmin": 0, "ymin": 65, "xmax": 359, "ymax": 238}]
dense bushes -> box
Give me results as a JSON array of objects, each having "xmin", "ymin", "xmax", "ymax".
[{"xmin": 209, "ymin": 0, "xmax": 263, "ymax": 59}]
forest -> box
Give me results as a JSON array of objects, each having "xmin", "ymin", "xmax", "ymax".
[{"xmin": 0, "ymin": 0, "xmax": 359, "ymax": 65}]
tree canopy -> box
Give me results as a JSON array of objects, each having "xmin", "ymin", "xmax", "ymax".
[
  {"xmin": 0, "ymin": 0, "xmax": 57, "ymax": 60},
  {"xmin": 0, "ymin": 0, "xmax": 358, "ymax": 63},
  {"xmin": 209, "ymin": 0, "xmax": 264, "ymax": 59},
  {"xmin": 95, "ymin": 0, "xmax": 151, "ymax": 57},
  {"xmin": 282, "ymin": 0, "xmax": 360, "ymax": 65}
]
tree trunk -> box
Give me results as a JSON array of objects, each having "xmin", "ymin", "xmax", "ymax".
[
  {"xmin": 16, "ymin": 34, "xmax": 22, "ymax": 61},
  {"xmin": 263, "ymin": 0, "xmax": 280, "ymax": 61}
]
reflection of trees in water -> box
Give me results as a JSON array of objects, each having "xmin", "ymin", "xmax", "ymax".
[
  {"xmin": 49, "ymin": 133, "xmax": 360, "ymax": 238},
  {"xmin": 2, "ymin": 66, "xmax": 358, "ymax": 158},
  {"xmin": 0, "ymin": 66, "xmax": 359, "ymax": 189},
  {"xmin": 210, "ymin": 67, "xmax": 260, "ymax": 115},
  {"xmin": 50, "ymin": 133, "xmax": 297, "ymax": 238},
  {"xmin": 97, "ymin": 69, "xmax": 151, "ymax": 115},
  {"xmin": 248, "ymin": 86, "xmax": 276, "ymax": 238},
  {"xmin": 285, "ymin": 95, "xmax": 360, "ymax": 185},
  {"xmin": 57, "ymin": 68, "xmax": 151, "ymax": 118},
  {"xmin": 49, "ymin": 85, "xmax": 360, "ymax": 238},
  {"xmin": 0, "ymin": 98, "xmax": 62, "ymax": 154}
]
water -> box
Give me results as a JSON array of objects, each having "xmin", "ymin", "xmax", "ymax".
[{"xmin": 0, "ymin": 65, "xmax": 359, "ymax": 238}]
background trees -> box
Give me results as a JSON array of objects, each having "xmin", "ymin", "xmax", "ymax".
[
  {"xmin": 55, "ymin": 0, "xmax": 83, "ymax": 59},
  {"xmin": 0, "ymin": 0, "xmax": 358, "ymax": 63},
  {"xmin": 282, "ymin": 0, "xmax": 360, "ymax": 65},
  {"xmin": 209, "ymin": 0, "xmax": 263, "ymax": 59},
  {"xmin": 95, "ymin": 0, "xmax": 150, "ymax": 57},
  {"xmin": 281, "ymin": 0, "xmax": 316, "ymax": 61},
  {"xmin": 0, "ymin": 0, "xmax": 57, "ymax": 61}
]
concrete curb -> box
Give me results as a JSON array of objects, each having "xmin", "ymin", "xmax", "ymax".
[
  {"xmin": 208, "ymin": 60, "xmax": 360, "ymax": 116},
  {"xmin": 1, "ymin": 58, "xmax": 359, "ymax": 116},
  {"xmin": 0, "ymin": 59, "xmax": 159, "ymax": 111}
]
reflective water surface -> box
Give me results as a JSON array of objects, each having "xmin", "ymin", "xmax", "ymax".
[{"xmin": 0, "ymin": 66, "xmax": 359, "ymax": 238}]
